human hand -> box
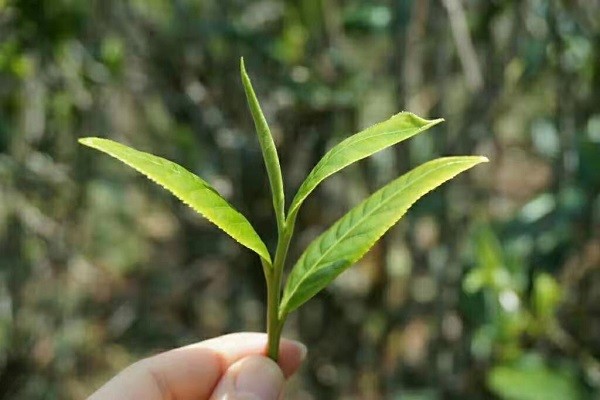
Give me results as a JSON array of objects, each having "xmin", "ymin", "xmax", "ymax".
[{"xmin": 88, "ymin": 333, "xmax": 306, "ymax": 400}]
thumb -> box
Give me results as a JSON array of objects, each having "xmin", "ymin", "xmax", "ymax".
[{"xmin": 210, "ymin": 355, "xmax": 285, "ymax": 400}]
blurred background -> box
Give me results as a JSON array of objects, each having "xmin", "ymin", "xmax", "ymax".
[{"xmin": 1, "ymin": 0, "xmax": 600, "ymax": 398}]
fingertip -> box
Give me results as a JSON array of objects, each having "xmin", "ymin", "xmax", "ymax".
[
  {"xmin": 235, "ymin": 356, "xmax": 284, "ymax": 399},
  {"xmin": 189, "ymin": 333, "xmax": 306, "ymax": 378},
  {"xmin": 278, "ymin": 339, "xmax": 307, "ymax": 378}
]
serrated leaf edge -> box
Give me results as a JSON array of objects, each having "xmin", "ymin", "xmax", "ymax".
[
  {"xmin": 280, "ymin": 156, "xmax": 488, "ymax": 315},
  {"xmin": 288, "ymin": 113, "xmax": 445, "ymax": 217},
  {"xmin": 79, "ymin": 137, "xmax": 272, "ymax": 264}
]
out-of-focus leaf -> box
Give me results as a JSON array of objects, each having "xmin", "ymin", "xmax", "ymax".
[
  {"xmin": 280, "ymin": 156, "xmax": 487, "ymax": 316},
  {"xmin": 344, "ymin": 4, "xmax": 392, "ymax": 32},
  {"xmin": 488, "ymin": 362, "xmax": 583, "ymax": 400},
  {"xmin": 464, "ymin": 226, "xmax": 508, "ymax": 293},
  {"xmin": 519, "ymin": 193, "xmax": 556, "ymax": 223},
  {"xmin": 79, "ymin": 138, "xmax": 272, "ymax": 264},
  {"xmin": 533, "ymin": 273, "xmax": 562, "ymax": 319}
]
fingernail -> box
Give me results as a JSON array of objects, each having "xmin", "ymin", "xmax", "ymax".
[
  {"xmin": 234, "ymin": 356, "xmax": 284, "ymax": 400},
  {"xmin": 293, "ymin": 341, "xmax": 308, "ymax": 361}
]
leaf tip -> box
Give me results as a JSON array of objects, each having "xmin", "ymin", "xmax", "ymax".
[
  {"xmin": 420, "ymin": 116, "xmax": 444, "ymax": 128},
  {"xmin": 78, "ymin": 137, "xmax": 98, "ymax": 147},
  {"xmin": 396, "ymin": 111, "xmax": 444, "ymax": 128},
  {"xmin": 458, "ymin": 155, "xmax": 489, "ymax": 167},
  {"xmin": 240, "ymin": 57, "xmax": 248, "ymax": 80}
]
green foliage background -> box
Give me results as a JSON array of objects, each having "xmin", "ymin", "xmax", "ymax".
[{"xmin": 1, "ymin": 0, "xmax": 599, "ymax": 398}]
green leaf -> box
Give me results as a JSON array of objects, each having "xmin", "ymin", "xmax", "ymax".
[
  {"xmin": 79, "ymin": 137, "xmax": 272, "ymax": 264},
  {"xmin": 280, "ymin": 156, "xmax": 488, "ymax": 316},
  {"xmin": 533, "ymin": 273, "xmax": 562, "ymax": 320},
  {"xmin": 287, "ymin": 112, "xmax": 444, "ymax": 220},
  {"xmin": 240, "ymin": 57, "xmax": 286, "ymax": 231},
  {"xmin": 488, "ymin": 362, "xmax": 583, "ymax": 400}
]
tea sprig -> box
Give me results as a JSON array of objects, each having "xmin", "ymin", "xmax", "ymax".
[{"xmin": 80, "ymin": 58, "xmax": 487, "ymax": 360}]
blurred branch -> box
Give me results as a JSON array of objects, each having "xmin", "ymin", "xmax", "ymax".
[
  {"xmin": 404, "ymin": 0, "xmax": 431, "ymax": 114},
  {"xmin": 321, "ymin": 0, "xmax": 343, "ymax": 49},
  {"xmin": 441, "ymin": 0, "xmax": 483, "ymax": 92},
  {"xmin": 549, "ymin": 324, "xmax": 600, "ymax": 388}
]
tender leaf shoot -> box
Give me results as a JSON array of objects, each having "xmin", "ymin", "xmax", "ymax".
[
  {"xmin": 79, "ymin": 59, "xmax": 488, "ymax": 362},
  {"xmin": 241, "ymin": 58, "xmax": 286, "ymax": 231}
]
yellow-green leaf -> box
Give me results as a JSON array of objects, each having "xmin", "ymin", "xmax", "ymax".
[
  {"xmin": 280, "ymin": 156, "xmax": 488, "ymax": 316},
  {"xmin": 79, "ymin": 137, "xmax": 271, "ymax": 264},
  {"xmin": 287, "ymin": 112, "xmax": 444, "ymax": 220},
  {"xmin": 240, "ymin": 58, "xmax": 286, "ymax": 231}
]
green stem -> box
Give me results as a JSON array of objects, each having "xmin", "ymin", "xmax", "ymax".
[
  {"xmin": 266, "ymin": 268, "xmax": 282, "ymax": 360},
  {"xmin": 266, "ymin": 218, "xmax": 295, "ymax": 361}
]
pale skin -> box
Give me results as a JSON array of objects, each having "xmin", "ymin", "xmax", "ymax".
[{"xmin": 88, "ymin": 333, "xmax": 306, "ymax": 400}]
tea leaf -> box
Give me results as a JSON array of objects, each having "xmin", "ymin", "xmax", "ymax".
[
  {"xmin": 79, "ymin": 137, "xmax": 272, "ymax": 264},
  {"xmin": 240, "ymin": 58, "xmax": 286, "ymax": 231},
  {"xmin": 280, "ymin": 156, "xmax": 488, "ymax": 315},
  {"xmin": 287, "ymin": 112, "xmax": 444, "ymax": 219}
]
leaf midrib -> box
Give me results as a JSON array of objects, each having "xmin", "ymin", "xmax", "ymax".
[{"xmin": 282, "ymin": 159, "xmax": 468, "ymax": 310}]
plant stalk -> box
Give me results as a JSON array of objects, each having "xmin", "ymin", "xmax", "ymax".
[
  {"xmin": 266, "ymin": 273, "xmax": 282, "ymax": 360},
  {"xmin": 266, "ymin": 220, "xmax": 295, "ymax": 361}
]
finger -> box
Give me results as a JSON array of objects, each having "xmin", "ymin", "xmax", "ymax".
[
  {"xmin": 88, "ymin": 333, "xmax": 306, "ymax": 400},
  {"xmin": 188, "ymin": 332, "xmax": 307, "ymax": 378},
  {"xmin": 209, "ymin": 355, "xmax": 284, "ymax": 400}
]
